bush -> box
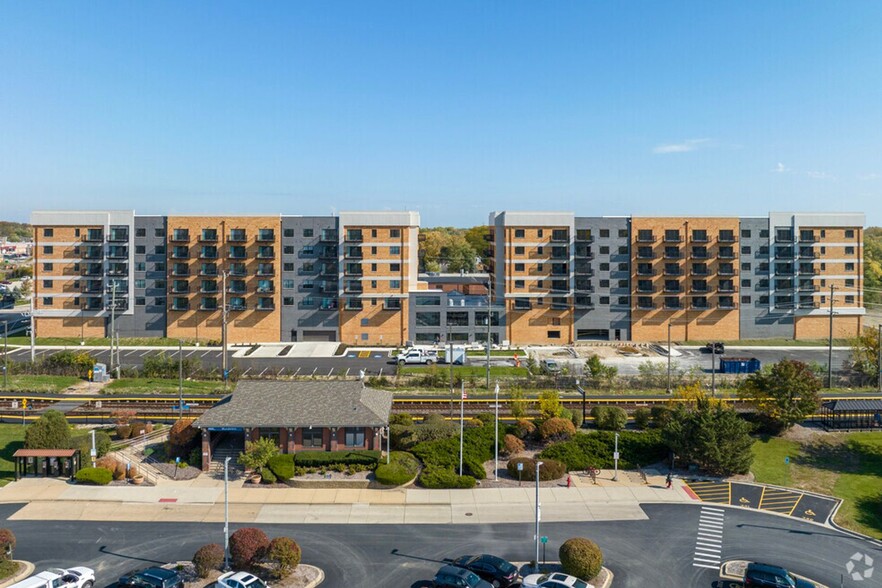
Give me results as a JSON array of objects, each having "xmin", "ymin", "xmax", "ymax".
[
  {"xmin": 260, "ymin": 468, "xmax": 277, "ymax": 484},
  {"xmin": 389, "ymin": 413, "xmax": 413, "ymax": 426},
  {"xmin": 229, "ymin": 527, "xmax": 270, "ymax": 570},
  {"xmin": 539, "ymin": 430, "xmax": 668, "ymax": 471},
  {"xmin": 238, "ymin": 438, "xmax": 280, "ymax": 472},
  {"xmin": 418, "ymin": 465, "xmax": 476, "ymax": 489},
  {"xmin": 129, "ymin": 421, "xmax": 148, "ymax": 437},
  {"xmin": 412, "ymin": 422, "xmax": 498, "ymax": 480},
  {"xmin": 502, "ymin": 434, "xmax": 525, "ymax": 457},
  {"xmin": 116, "ymin": 425, "xmax": 132, "ymax": 440},
  {"xmin": 538, "ymin": 390, "xmax": 563, "ymax": 419},
  {"xmin": 506, "ymin": 457, "xmax": 566, "ymax": 481},
  {"xmin": 142, "ymin": 352, "xmax": 199, "ymax": 379},
  {"xmin": 389, "ymin": 424, "xmax": 415, "ymax": 450},
  {"xmin": 294, "ymin": 450, "xmax": 380, "ymax": 467},
  {"xmin": 268, "ymin": 537, "xmax": 301, "ymax": 579},
  {"xmin": 633, "ymin": 408, "xmax": 651, "ymax": 430},
  {"xmin": 650, "ymin": 405, "xmax": 673, "ymax": 428},
  {"xmin": 113, "ymin": 461, "xmax": 127, "ymax": 480},
  {"xmin": 374, "ymin": 452, "xmax": 420, "ymax": 486},
  {"xmin": 95, "ymin": 456, "xmax": 118, "ymax": 471},
  {"xmin": 24, "ymin": 410, "xmax": 71, "ymax": 450},
  {"xmin": 267, "ymin": 454, "xmax": 295, "ymax": 480},
  {"xmin": 168, "ymin": 419, "xmax": 199, "ymax": 459},
  {"xmin": 188, "ymin": 447, "xmax": 202, "ymax": 470},
  {"xmin": 514, "ymin": 419, "xmax": 537, "ymax": 440},
  {"xmin": 193, "ymin": 543, "xmax": 224, "ymax": 578},
  {"xmin": 41, "ymin": 350, "xmax": 96, "ymax": 377},
  {"xmin": 75, "ymin": 467, "xmax": 113, "ymax": 485},
  {"xmin": 571, "ymin": 409, "xmax": 584, "ymax": 429},
  {"xmin": 591, "ymin": 406, "xmax": 627, "ymax": 431},
  {"xmin": 0, "ymin": 529, "xmax": 15, "ymax": 560},
  {"xmin": 539, "ymin": 417, "xmax": 576, "ymax": 441},
  {"xmin": 559, "ymin": 537, "xmax": 603, "ymax": 581},
  {"xmin": 474, "ymin": 413, "xmax": 495, "ymax": 427}
]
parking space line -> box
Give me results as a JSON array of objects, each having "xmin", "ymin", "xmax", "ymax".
[{"xmin": 787, "ymin": 494, "xmax": 804, "ymax": 517}]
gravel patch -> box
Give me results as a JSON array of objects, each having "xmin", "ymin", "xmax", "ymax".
[{"xmin": 151, "ymin": 462, "xmax": 202, "ymax": 480}]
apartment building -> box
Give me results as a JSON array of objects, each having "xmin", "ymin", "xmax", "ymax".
[{"xmin": 408, "ymin": 274, "xmax": 506, "ymax": 346}]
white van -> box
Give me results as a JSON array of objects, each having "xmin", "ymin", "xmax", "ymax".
[{"xmin": 9, "ymin": 568, "xmax": 95, "ymax": 588}]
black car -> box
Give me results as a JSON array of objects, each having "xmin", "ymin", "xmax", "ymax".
[
  {"xmin": 704, "ymin": 341, "xmax": 725, "ymax": 354},
  {"xmin": 744, "ymin": 562, "xmax": 816, "ymax": 587},
  {"xmin": 118, "ymin": 568, "xmax": 184, "ymax": 588},
  {"xmin": 433, "ymin": 564, "xmax": 493, "ymax": 588},
  {"xmin": 451, "ymin": 554, "xmax": 519, "ymax": 587}
]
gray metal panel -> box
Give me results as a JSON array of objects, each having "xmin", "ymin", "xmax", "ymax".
[
  {"xmin": 407, "ymin": 291, "xmax": 506, "ymax": 345},
  {"xmin": 738, "ymin": 217, "xmax": 793, "ymax": 339},
  {"xmin": 280, "ymin": 216, "xmax": 339, "ymax": 342},
  {"xmin": 115, "ymin": 216, "xmax": 167, "ymax": 338}
]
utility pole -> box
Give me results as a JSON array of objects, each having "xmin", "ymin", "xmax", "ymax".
[
  {"xmin": 222, "ymin": 270, "xmax": 229, "ymax": 390},
  {"xmin": 3, "ymin": 321, "xmax": 8, "ymax": 390},
  {"xmin": 534, "ymin": 460, "xmax": 543, "ymax": 571},
  {"xmin": 827, "ymin": 284, "xmax": 835, "ymax": 388},
  {"xmin": 223, "ymin": 456, "xmax": 231, "ymax": 571},
  {"xmin": 178, "ymin": 339, "xmax": 184, "ymax": 419},
  {"xmin": 458, "ymin": 381, "xmax": 465, "ymax": 476},
  {"xmin": 877, "ymin": 324, "xmax": 881, "ymax": 394},
  {"xmin": 666, "ymin": 321, "xmax": 672, "ymax": 394},
  {"xmin": 29, "ymin": 296, "xmax": 35, "ymax": 364},
  {"xmin": 710, "ymin": 344, "xmax": 716, "ymax": 397},
  {"xmin": 485, "ymin": 278, "xmax": 492, "ymax": 390},
  {"xmin": 109, "ymin": 281, "xmax": 117, "ymax": 377},
  {"xmin": 448, "ymin": 323, "xmax": 454, "ymax": 417},
  {"xmin": 494, "ymin": 381, "xmax": 499, "ymax": 481}
]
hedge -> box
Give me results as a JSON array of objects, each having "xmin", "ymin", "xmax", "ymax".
[
  {"xmin": 75, "ymin": 467, "xmax": 113, "ymax": 485},
  {"xmin": 374, "ymin": 452, "xmax": 420, "ymax": 486},
  {"xmin": 193, "ymin": 543, "xmax": 224, "ymax": 578},
  {"xmin": 294, "ymin": 450, "xmax": 380, "ymax": 467},
  {"xmin": 268, "ymin": 454, "xmax": 295, "ymax": 480},
  {"xmin": 505, "ymin": 457, "xmax": 566, "ymax": 481},
  {"xmin": 539, "ymin": 430, "xmax": 668, "ymax": 471},
  {"xmin": 418, "ymin": 465, "xmax": 476, "ymax": 489},
  {"xmin": 590, "ymin": 406, "xmax": 628, "ymax": 431},
  {"xmin": 229, "ymin": 527, "xmax": 270, "ymax": 570},
  {"xmin": 559, "ymin": 537, "xmax": 603, "ymax": 581},
  {"xmin": 411, "ymin": 421, "xmax": 501, "ymax": 480}
]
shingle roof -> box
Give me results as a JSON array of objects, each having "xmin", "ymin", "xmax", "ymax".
[
  {"xmin": 822, "ymin": 399, "xmax": 882, "ymax": 412},
  {"xmin": 13, "ymin": 449, "xmax": 78, "ymax": 457},
  {"xmin": 192, "ymin": 380, "xmax": 393, "ymax": 429}
]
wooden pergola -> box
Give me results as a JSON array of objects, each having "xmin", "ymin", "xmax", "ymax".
[{"xmin": 12, "ymin": 448, "xmax": 80, "ymax": 481}]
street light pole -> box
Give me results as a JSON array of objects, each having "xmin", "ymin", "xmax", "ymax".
[
  {"xmin": 29, "ymin": 297, "xmax": 34, "ymax": 364},
  {"xmin": 710, "ymin": 345, "xmax": 716, "ymax": 398},
  {"xmin": 178, "ymin": 339, "xmax": 184, "ymax": 419},
  {"xmin": 877, "ymin": 324, "xmax": 881, "ymax": 394},
  {"xmin": 223, "ymin": 456, "xmax": 231, "ymax": 571},
  {"xmin": 666, "ymin": 321, "xmax": 672, "ymax": 394},
  {"xmin": 459, "ymin": 381, "xmax": 465, "ymax": 476},
  {"xmin": 827, "ymin": 284, "xmax": 835, "ymax": 388},
  {"xmin": 494, "ymin": 381, "xmax": 499, "ymax": 481},
  {"xmin": 448, "ymin": 323, "xmax": 454, "ymax": 418},
  {"xmin": 613, "ymin": 432, "xmax": 619, "ymax": 481},
  {"xmin": 534, "ymin": 460, "xmax": 543, "ymax": 571},
  {"xmin": 222, "ymin": 270, "xmax": 229, "ymax": 391},
  {"xmin": 109, "ymin": 281, "xmax": 117, "ymax": 377},
  {"xmin": 486, "ymin": 278, "xmax": 492, "ymax": 390},
  {"xmin": 3, "ymin": 321, "xmax": 8, "ymax": 390}
]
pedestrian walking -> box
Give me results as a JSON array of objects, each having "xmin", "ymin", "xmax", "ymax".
[
  {"xmin": 666, "ymin": 473, "xmax": 673, "ymax": 489},
  {"xmin": 566, "ymin": 474, "xmax": 572, "ymax": 488}
]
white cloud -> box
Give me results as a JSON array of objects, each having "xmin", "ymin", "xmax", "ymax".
[
  {"xmin": 652, "ymin": 138, "xmax": 711, "ymax": 154},
  {"xmin": 858, "ymin": 173, "xmax": 879, "ymax": 181},
  {"xmin": 806, "ymin": 170, "xmax": 835, "ymax": 180},
  {"xmin": 773, "ymin": 162, "xmax": 790, "ymax": 173}
]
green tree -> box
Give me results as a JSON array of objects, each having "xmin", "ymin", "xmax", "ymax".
[
  {"xmin": 24, "ymin": 410, "xmax": 71, "ymax": 449},
  {"xmin": 738, "ymin": 359, "xmax": 821, "ymax": 431},
  {"xmin": 508, "ymin": 388, "xmax": 528, "ymax": 419},
  {"xmin": 538, "ymin": 390, "xmax": 562, "ymax": 419},
  {"xmin": 238, "ymin": 437, "xmax": 280, "ymax": 474},
  {"xmin": 585, "ymin": 355, "xmax": 618, "ymax": 389},
  {"xmin": 850, "ymin": 327, "xmax": 881, "ymax": 386},
  {"xmin": 663, "ymin": 397, "xmax": 754, "ymax": 475},
  {"xmin": 463, "ymin": 226, "xmax": 490, "ymax": 267},
  {"xmin": 864, "ymin": 227, "xmax": 882, "ymax": 305}
]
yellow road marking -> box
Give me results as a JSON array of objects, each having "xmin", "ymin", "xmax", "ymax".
[
  {"xmin": 758, "ymin": 486, "xmax": 766, "ymax": 507},
  {"xmin": 788, "ymin": 494, "xmax": 805, "ymax": 517}
]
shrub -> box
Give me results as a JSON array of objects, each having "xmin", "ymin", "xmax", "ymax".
[
  {"xmin": 560, "ymin": 407, "xmax": 574, "ymax": 423},
  {"xmin": 267, "ymin": 454, "xmax": 295, "ymax": 480},
  {"xmin": 418, "ymin": 465, "xmax": 476, "ymax": 489},
  {"xmin": 75, "ymin": 467, "xmax": 113, "ymax": 485},
  {"xmin": 374, "ymin": 452, "xmax": 420, "ymax": 486},
  {"xmin": 650, "ymin": 405, "xmax": 673, "ymax": 428},
  {"xmin": 168, "ymin": 419, "xmax": 199, "ymax": 459},
  {"xmin": 474, "ymin": 413, "xmax": 495, "ymax": 427},
  {"xmin": 389, "ymin": 413, "xmax": 413, "ymax": 426},
  {"xmin": 126, "ymin": 464, "xmax": 140, "ymax": 479},
  {"xmin": 633, "ymin": 408, "xmax": 651, "ymax": 430},
  {"xmin": 229, "ymin": 527, "xmax": 270, "ymax": 570},
  {"xmin": 571, "ymin": 409, "xmax": 584, "ymax": 429},
  {"xmin": 188, "ymin": 447, "xmax": 202, "ymax": 470},
  {"xmin": 506, "ymin": 457, "xmax": 566, "ymax": 481},
  {"xmin": 113, "ymin": 461, "xmax": 127, "ymax": 481},
  {"xmin": 129, "ymin": 421, "xmax": 148, "ymax": 437},
  {"xmin": 193, "ymin": 543, "xmax": 224, "ymax": 578},
  {"xmin": 559, "ymin": 537, "xmax": 603, "ymax": 581},
  {"xmin": 539, "ymin": 430, "xmax": 668, "ymax": 471},
  {"xmin": 24, "ymin": 410, "xmax": 71, "ymax": 450},
  {"xmin": 389, "ymin": 424, "xmax": 415, "ymax": 450},
  {"xmin": 539, "ymin": 417, "xmax": 576, "ymax": 441},
  {"xmin": 294, "ymin": 450, "xmax": 379, "ymax": 467},
  {"xmin": 514, "ymin": 419, "xmax": 537, "ymax": 440},
  {"xmin": 238, "ymin": 438, "xmax": 280, "ymax": 472},
  {"xmin": 95, "ymin": 455, "xmax": 118, "ymax": 470},
  {"xmin": 116, "ymin": 425, "xmax": 132, "ymax": 440},
  {"xmin": 411, "ymin": 423, "xmax": 497, "ymax": 480},
  {"xmin": 260, "ymin": 468, "xmax": 277, "ymax": 484},
  {"xmin": 41, "ymin": 350, "xmax": 96, "ymax": 377},
  {"xmin": 502, "ymin": 434, "xmax": 525, "ymax": 457},
  {"xmin": 538, "ymin": 390, "xmax": 563, "ymax": 419},
  {"xmin": 592, "ymin": 406, "xmax": 627, "ymax": 431},
  {"xmin": 268, "ymin": 537, "xmax": 301, "ymax": 578},
  {"xmin": 0, "ymin": 529, "xmax": 15, "ymax": 559}
]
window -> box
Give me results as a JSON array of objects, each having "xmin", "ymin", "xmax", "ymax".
[
  {"xmin": 600, "ymin": 263, "xmax": 610, "ymax": 271},
  {"xmin": 741, "ymin": 295, "xmax": 752, "ymax": 304},
  {"xmin": 283, "ymin": 279, "xmax": 295, "ymax": 289},
  {"xmin": 155, "ymin": 280, "xmax": 166, "ymax": 289},
  {"xmin": 135, "ymin": 262, "xmax": 146, "ymax": 272},
  {"xmin": 515, "ymin": 229, "xmax": 525, "ymax": 238},
  {"xmin": 135, "ymin": 297, "xmax": 146, "ymax": 306},
  {"xmin": 155, "ymin": 245, "xmax": 165, "ymax": 254},
  {"xmin": 618, "ymin": 246, "xmax": 628, "ymax": 254},
  {"xmin": 42, "ymin": 279, "xmax": 52, "ymax": 289},
  {"xmin": 599, "ymin": 296, "xmax": 610, "ymax": 305},
  {"xmin": 390, "ymin": 280, "xmax": 400, "ymax": 289},
  {"xmin": 617, "ymin": 279, "xmax": 629, "ymax": 288},
  {"xmin": 303, "ymin": 228, "xmax": 314, "ymax": 238},
  {"xmin": 302, "ymin": 246, "xmax": 314, "ymax": 255},
  {"xmin": 155, "ymin": 297, "xmax": 166, "ymax": 306},
  {"xmin": 637, "ymin": 229, "xmax": 654, "ymax": 242},
  {"xmin": 283, "ymin": 297, "xmax": 294, "ymax": 306},
  {"xmin": 283, "ymin": 246, "xmax": 295, "ymax": 254},
  {"xmin": 42, "ymin": 262, "xmax": 53, "ymax": 271},
  {"xmin": 599, "ymin": 246, "xmax": 610, "ymax": 254},
  {"xmin": 345, "ymin": 428, "xmax": 365, "ymax": 447},
  {"xmin": 760, "ymin": 229, "xmax": 769, "ymax": 238},
  {"xmin": 537, "ymin": 246, "xmax": 544, "ymax": 254},
  {"xmin": 415, "ymin": 296, "xmax": 440, "ymax": 306},
  {"xmin": 301, "ymin": 428, "xmax": 322, "ymax": 448},
  {"xmin": 514, "ymin": 246, "xmax": 525, "ymax": 255},
  {"xmin": 617, "ymin": 296, "xmax": 629, "ymax": 305},
  {"xmin": 600, "ymin": 279, "xmax": 610, "ymax": 288},
  {"xmin": 390, "ymin": 263, "xmax": 400, "ymax": 272},
  {"xmin": 845, "ymin": 229, "xmax": 855, "ymax": 239},
  {"xmin": 845, "ymin": 246, "xmax": 855, "ymax": 255},
  {"xmin": 283, "ymin": 263, "xmax": 295, "ymax": 271},
  {"xmin": 135, "ymin": 279, "xmax": 146, "ymax": 288},
  {"xmin": 546, "ymin": 330, "xmax": 561, "ymax": 339},
  {"xmin": 618, "ymin": 262, "xmax": 628, "ymax": 271},
  {"xmin": 43, "ymin": 228, "xmax": 53, "ymax": 237},
  {"xmin": 692, "ymin": 229, "xmax": 708, "ymax": 242},
  {"xmin": 283, "ymin": 229, "xmax": 295, "ymax": 238},
  {"xmin": 390, "ymin": 246, "xmax": 400, "ymax": 255},
  {"xmin": 155, "ymin": 228, "xmax": 165, "ymax": 237},
  {"xmin": 741, "ymin": 246, "xmax": 751, "ymax": 254},
  {"xmin": 618, "ymin": 229, "xmax": 628, "ymax": 238},
  {"xmin": 741, "ymin": 229, "xmax": 752, "ymax": 238},
  {"xmin": 845, "ymin": 262, "xmax": 855, "ymax": 271},
  {"xmin": 360, "ymin": 318, "xmax": 369, "ymax": 327},
  {"xmin": 135, "ymin": 245, "xmax": 146, "ymax": 254},
  {"xmin": 42, "ymin": 297, "xmax": 53, "ymax": 306},
  {"xmin": 846, "ymin": 278, "xmax": 855, "ymax": 288},
  {"xmin": 741, "ymin": 278, "xmax": 752, "ymax": 287},
  {"xmin": 665, "ymin": 229, "xmax": 681, "ymax": 242},
  {"xmin": 599, "ymin": 229, "xmax": 609, "ymax": 238},
  {"xmin": 741, "ymin": 262, "xmax": 752, "ymax": 271},
  {"xmin": 155, "ymin": 262, "xmax": 166, "ymax": 272},
  {"xmin": 43, "ymin": 245, "xmax": 53, "ymax": 254},
  {"xmin": 846, "ymin": 295, "xmax": 855, "ymax": 304},
  {"xmin": 537, "ymin": 229, "xmax": 543, "ymax": 238},
  {"xmin": 514, "ymin": 263, "xmax": 525, "ymax": 272},
  {"xmin": 389, "ymin": 228, "xmax": 400, "ymax": 238},
  {"xmin": 515, "ymin": 280, "xmax": 525, "ymax": 289},
  {"xmin": 136, "ymin": 228, "xmax": 146, "ymax": 237},
  {"xmin": 416, "ymin": 312, "xmax": 441, "ymax": 326}
]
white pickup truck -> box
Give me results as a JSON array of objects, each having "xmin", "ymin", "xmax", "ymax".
[
  {"xmin": 10, "ymin": 568, "xmax": 95, "ymax": 588},
  {"xmin": 396, "ymin": 348, "xmax": 438, "ymax": 366}
]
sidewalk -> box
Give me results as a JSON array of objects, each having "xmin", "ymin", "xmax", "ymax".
[{"xmin": 0, "ymin": 470, "xmax": 694, "ymax": 525}]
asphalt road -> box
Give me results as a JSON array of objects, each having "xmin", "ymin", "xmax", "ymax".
[{"xmin": 1, "ymin": 503, "xmax": 878, "ymax": 588}]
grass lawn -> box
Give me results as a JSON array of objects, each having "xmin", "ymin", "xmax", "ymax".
[
  {"xmin": 751, "ymin": 432, "xmax": 882, "ymax": 539},
  {"xmin": 0, "ymin": 424, "xmax": 25, "ymax": 486},
  {"xmin": 104, "ymin": 378, "xmax": 227, "ymax": 395},
  {"xmin": 0, "ymin": 375, "xmax": 82, "ymax": 393},
  {"xmin": 6, "ymin": 337, "xmax": 204, "ymax": 347}
]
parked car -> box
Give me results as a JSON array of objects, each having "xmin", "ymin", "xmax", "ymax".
[
  {"xmin": 704, "ymin": 341, "xmax": 725, "ymax": 354},
  {"xmin": 396, "ymin": 348, "xmax": 438, "ymax": 365},
  {"xmin": 541, "ymin": 359, "xmax": 561, "ymax": 374},
  {"xmin": 118, "ymin": 568, "xmax": 183, "ymax": 588},
  {"xmin": 743, "ymin": 562, "xmax": 817, "ymax": 587},
  {"xmin": 433, "ymin": 564, "xmax": 493, "ymax": 588},
  {"xmin": 450, "ymin": 554, "xmax": 519, "ymax": 587},
  {"xmin": 217, "ymin": 571, "xmax": 269, "ymax": 588},
  {"xmin": 9, "ymin": 568, "xmax": 95, "ymax": 588},
  {"xmin": 521, "ymin": 572, "xmax": 593, "ymax": 588}
]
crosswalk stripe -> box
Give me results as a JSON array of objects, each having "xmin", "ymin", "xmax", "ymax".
[
  {"xmin": 693, "ymin": 563, "xmax": 719, "ymax": 570},
  {"xmin": 701, "ymin": 506, "xmax": 726, "ymax": 513},
  {"xmin": 693, "ymin": 556, "xmax": 721, "ymax": 564}
]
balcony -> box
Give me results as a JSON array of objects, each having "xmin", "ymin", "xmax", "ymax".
[
  {"xmin": 105, "ymin": 300, "xmax": 128, "ymax": 312},
  {"xmin": 692, "ymin": 233, "xmax": 710, "ymax": 243},
  {"xmin": 107, "ymin": 247, "xmax": 128, "ymax": 259},
  {"xmin": 227, "ymin": 286, "xmax": 247, "ymax": 295},
  {"xmin": 663, "ymin": 286, "xmax": 681, "ymax": 294},
  {"xmin": 171, "ymin": 267, "xmax": 190, "ymax": 277},
  {"xmin": 319, "ymin": 299, "xmax": 339, "ymax": 311},
  {"xmin": 229, "ymin": 301, "xmax": 247, "ymax": 312},
  {"xmin": 636, "ymin": 285, "xmax": 656, "ymax": 294},
  {"xmin": 345, "ymin": 231, "xmax": 363, "ymax": 243},
  {"xmin": 344, "ymin": 285, "xmax": 364, "ymax": 294},
  {"xmin": 319, "ymin": 246, "xmax": 338, "ymax": 259},
  {"xmin": 799, "ymin": 233, "xmax": 818, "ymax": 243},
  {"xmin": 663, "ymin": 267, "xmax": 682, "ymax": 276},
  {"xmin": 691, "ymin": 250, "xmax": 709, "ymax": 260},
  {"xmin": 798, "ymin": 283, "xmax": 819, "ymax": 292},
  {"xmin": 228, "ymin": 266, "xmax": 247, "ymax": 277},
  {"xmin": 200, "ymin": 285, "xmax": 219, "ymax": 295},
  {"xmin": 718, "ymin": 301, "xmax": 737, "ymax": 310},
  {"xmin": 199, "ymin": 302, "xmax": 219, "ymax": 311},
  {"xmin": 718, "ymin": 233, "xmax": 737, "ymax": 243},
  {"xmin": 257, "ymin": 230, "xmax": 275, "ymax": 242},
  {"xmin": 170, "ymin": 249, "xmax": 189, "ymax": 260},
  {"xmin": 776, "ymin": 233, "xmax": 795, "ymax": 243},
  {"xmin": 256, "ymin": 300, "xmax": 275, "ymax": 311},
  {"xmin": 108, "ymin": 229, "xmax": 128, "ymax": 242},
  {"xmin": 171, "ymin": 300, "xmax": 189, "ymax": 312},
  {"xmin": 637, "ymin": 301, "xmax": 655, "ymax": 310},
  {"xmin": 718, "ymin": 268, "xmax": 736, "ymax": 276},
  {"xmin": 691, "ymin": 302, "xmax": 709, "ymax": 310},
  {"xmin": 83, "ymin": 298, "xmax": 103, "ymax": 311},
  {"xmin": 320, "ymin": 230, "xmax": 338, "ymax": 242},
  {"xmin": 228, "ymin": 231, "xmax": 247, "ymax": 242},
  {"xmin": 344, "ymin": 267, "xmax": 363, "ymax": 276},
  {"xmin": 344, "ymin": 248, "xmax": 363, "ymax": 259},
  {"xmin": 85, "ymin": 230, "xmax": 103, "ymax": 242},
  {"xmin": 256, "ymin": 286, "xmax": 274, "ymax": 294},
  {"xmin": 199, "ymin": 267, "xmax": 218, "ymax": 277},
  {"xmin": 84, "ymin": 247, "xmax": 103, "ymax": 260},
  {"xmin": 105, "ymin": 282, "xmax": 128, "ymax": 294},
  {"xmin": 691, "ymin": 267, "xmax": 709, "ymax": 276},
  {"xmin": 199, "ymin": 249, "xmax": 218, "ymax": 260},
  {"xmin": 257, "ymin": 248, "xmax": 274, "ymax": 259},
  {"xmin": 107, "ymin": 265, "xmax": 127, "ymax": 276},
  {"xmin": 799, "ymin": 249, "xmax": 818, "ymax": 259},
  {"xmin": 551, "ymin": 231, "xmax": 569, "ymax": 243},
  {"xmin": 256, "ymin": 265, "xmax": 274, "ymax": 276},
  {"xmin": 691, "ymin": 286, "xmax": 709, "ymax": 293},
  {"xmin": 551, "ymin": 248, "xmax": 569, "ymax": 260},
  {"xmin": 575, "ymin": 231, "xmax": 593, "ymax": 243},
  {"xmin": 171, "ymin": 230, "xmax": 191, "ymax": 242},
  {"xmin": 200, "ymin": 231, "xmax": 219, "ymax": 242},
  {"xmin": 636, "ymin": 251, "xmax": 656, "ymax": 260},
  {"xmin": 81, "ymin": 283, "xmax": 103, "ymax": 294},
  {"xmin": 228, "ymin": 248, "xmax": 247, "ymax": 260},
  {"xmin": 636, "ymin": 234, "xmax": 657, "ymax": 243},
  {"xmin": 636, "ymin": 267, "xmax": 656, "ymax": 277},
  {"xmin": 575, "ymin": 263, "xmax": 593, "ymax": 275},
  {"xmin": 664, "ymin": 234, "xmax": 683, "ymax": 243},
  {"xmin": 171, "ymin": 285, "xmax": 190, "ymax": 294},
  {"xmin": 322, "ymin": 282, "xmax": 339, "ymax": 293}
]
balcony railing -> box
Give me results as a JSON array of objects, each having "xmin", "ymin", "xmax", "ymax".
[
  {"xmin": 256, "ymin": 232, "xmax": 275, "ymax": 242},
  {"xmin": 199, "ymin": 268, "xmax": 218, "ymax": 277},
  {"xmin": 691, "ymin": 234, "xmax": 710, "ymax": 243},
  {"xmin": 170, "ymin": 250, "xmax": 189, "ymax": 260},
  {"xmin": 718, "ymin": 234, "xmax": 738, "ymax": 243},
  {"xmin": 636, "ymin": 251, "xmax": 656, "ymax": 259},
  {"xmin": 227, "ymin": 287, "xmax": 247, "ymax": 295},
  {"xmin": 171, "ymin": 268, "xmax": 190, "ymax": 277},
  {"xmin": 718, "ymin": 268, "xmax": 736, "ymax": 276},
  {"xmin": 170, "ymin": 232, "xmax": 190, "ymax": 242},
  {"xmin": 636, "ymin": 268, "xmax": 657, "ymax": 276},
  {"xmin": 108, "ymin": 230, "xmax": 128, "ymax": 242},
  {"xmin": 320, "ymin": 231, "xmax": 338, "ymax": 242},
  {"xmin": 345, "ymin": 232, "xmax": 363, "ymax": 242},
  {"xmin": 171, "ymin": 285, "xmax": 190, "ymax": 294},
  {"xmin": 636, "ymin": 286, "xmax": 656, "ymax": 293},
  {"xmin": 663, "ymin": 268, "xmax": 682, "ymax": 276},
  {"xmin": 636, "ymin": 235, "xmax": 657, "ymax": 243},
  {"xmin": 84, "ymin": 248, "xmax": 103, "ymax": 260},
  {"xmin": 228, "ymin": 232, "xmax": 247, "ymax": 242},
  {"xmin": 256, "ymin": 302, "xmax": 275, "ymax": 311},
  {"xmin": 200, "ymin": 232, "xmax": 219, "ymax": 242},
  {"xmin": 664, "ymin": 235, "xmax": 683, "ymax": 243}
]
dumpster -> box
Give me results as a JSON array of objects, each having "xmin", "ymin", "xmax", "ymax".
[{"xmin": 719, "ymin": 357, "xmax": 761, "ymax": 374}]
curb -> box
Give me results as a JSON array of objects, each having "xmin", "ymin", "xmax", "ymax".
[
  {"xmin": 0, "ymin": 561, "xmax": 35, "ymax": 588},
  {"xmin": 301, "ymin": 565, "xmax": 324, "ymax": 587}
]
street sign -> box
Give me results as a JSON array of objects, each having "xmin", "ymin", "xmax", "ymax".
[
  {"xmin": 784, "ymin": 456, "xmax": 790, "ymax": 464},
  {"xmin": 540, "ymin": 536, "xmax": 548, "ymax": 544},
  {"xmin": 175, "ymin": 457, "xmax": 180, "ymax": 463},
  {"xmin": 517, "ymin": 462, "xmax": 524, "ymax": 471},
  {"xmin": 613, "ymin": 452, "xmax": 620, "ymax": 460}
]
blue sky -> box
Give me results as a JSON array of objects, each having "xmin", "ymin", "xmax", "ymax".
[{"xmin": 1, "ymin": 2, "xmax": 881, "ymax": 226}]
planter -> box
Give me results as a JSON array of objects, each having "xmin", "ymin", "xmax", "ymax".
[
  {"xmin": 249, "ymin": 474, "xmax": 262, "ymax": 484},
  {"xmin": 131, "ymin": 475, "xmax": 144, "ymax": 485}
]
